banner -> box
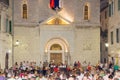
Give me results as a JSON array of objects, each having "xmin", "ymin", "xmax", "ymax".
[{"xmin": 50, "ymin": 0, "xmax": 61, "ymax": 10}]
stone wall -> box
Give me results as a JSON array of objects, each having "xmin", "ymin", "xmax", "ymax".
[
  {"xmin": 14, "ymin": 26, "xmax": 40, "ymax": 64},
  {"xmin": 74, "ymin": 27, "xmax": 100, "ymax": 65},
  {"xmin": 108, "ymin": 0, "xmax": 120, "ymax": 58}
]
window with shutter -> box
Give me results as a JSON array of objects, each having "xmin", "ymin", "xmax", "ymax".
[
  {"xmin": 111, "ymin": 2, "xmax": 114, "ymax": 15},
  {"xmin": 118, "ymin": 0, "xmax": 120, "ymax": 10},
  {"xmin": 9, "ymin": 21, "xmax": 12, "ymax": 34},
  {"xmin": 109, "ymin": 4, "xmax": 111, "ymax": 17},
  {"xmin": 116, "ymin": 28, "xmax": 119, "ymax": 43},
  {"xmin": 111, "ymin": 31, "xmax": 113, "ymax": 44}
]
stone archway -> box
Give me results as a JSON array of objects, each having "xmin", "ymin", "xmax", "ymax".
[
  {"xmin": 50, "ymin": 44, "xmax": 62, "ymax": 64},
  {"xmin": 44, "ymin": 38, "xmax": 70, "ymax": 64}
]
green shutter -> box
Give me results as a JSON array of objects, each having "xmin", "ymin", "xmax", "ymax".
[
  {"xmin": 116, "ymin": 29, "xmax": 119, "ymax": 43},
  {"xmin": 0, "ymin": 15, "xmax": 1, "ymax": 31},
  {"xmin": 118, "ymin": 0, "xmax": 120, "ymax": 10},
  {"xmin": 111, "ymin": 31, "xmax": 113, "ymax": 44},
  {"xmin": 9, "ymin": 21, "xmax": 12, "ymax": 34},
  {"xmin": 109, "ymin": 4, "xmax": 111, "ymax": 17},
  {"xmin": 112, "ymin": 2, "xmax": 114, "ymax": 15}
]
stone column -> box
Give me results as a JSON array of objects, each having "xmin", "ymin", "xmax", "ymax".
[{"xmin": 44, "ymin": 52, "xmax": 48, "ymax": 62}]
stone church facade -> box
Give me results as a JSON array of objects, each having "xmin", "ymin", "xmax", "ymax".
[{"xmin": 13, "ymin": 0, "xmax": 100, "ymax": 65}]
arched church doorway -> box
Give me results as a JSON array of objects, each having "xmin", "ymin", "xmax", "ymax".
[
  {"xmin": 50, "ymin": 44, "xmax": 62, "ymax": 64},
  {"xmin": 44, "ymin": 38, "xmax": 70, "ymax": 65}
]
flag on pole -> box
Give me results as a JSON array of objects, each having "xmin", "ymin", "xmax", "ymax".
[{"xmin": 50, "ymin": 0, "xmax": 61, "ymax": 10}]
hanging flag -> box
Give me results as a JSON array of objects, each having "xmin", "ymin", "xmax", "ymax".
[
  {"xmin": 59, "ymin": 0, "xmax": 62, "ymax": 8},
  {"xmin": 50, "ymin": 0, "xmax": 61, "ymax": 10},
  {"xmin": 50, "ymin": 0, "xmax": 54, "ymax": 9}
]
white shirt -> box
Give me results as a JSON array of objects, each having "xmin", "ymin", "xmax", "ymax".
[
  {"xmin": 7, "ymin": 78, "xmax": 15, "ymax": 80},
  {"xmin": 76, "ymin": 74, "xmax": 84, "ymax": 80},
  {"xmin": 103, "ymin": 74, "xmax": 109, "ymax": 80},
  {"xmin": 40, "ymin": 77, "xmax": 47, "ymax": 80}
]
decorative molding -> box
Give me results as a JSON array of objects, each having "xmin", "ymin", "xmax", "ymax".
[
  {"xmin": 74, "ymin": 22, "xmax": 100, "ymax": 29},
  {"xmin": 83, "ymin": 42, "xmax": 92, "ymax": 51},
  {"xmin": 14, "ymin": 22, "xmax": 39, "ymax": 27},
  {"xmin": 0, "ymin": 2, "xmax": 8, "ymax": 10}
]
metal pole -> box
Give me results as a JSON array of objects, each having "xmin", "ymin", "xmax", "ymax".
[{"xmin": 12, "ymin": 0, "xmax": 14, "ymax": 66}]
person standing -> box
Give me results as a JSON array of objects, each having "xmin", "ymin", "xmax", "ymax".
[{"xmin": 0, "ymin": 72, "xmax": 6, "ymax": 80}]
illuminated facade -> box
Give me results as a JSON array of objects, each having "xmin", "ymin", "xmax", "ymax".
[{"xmin": 13, "ymin": 0, "xmax": 100, "ymax": 65}]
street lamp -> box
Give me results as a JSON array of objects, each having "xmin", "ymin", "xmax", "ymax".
[{"xmin": 105, "ymin": 42, "xmax": 109, "ymax": 63}]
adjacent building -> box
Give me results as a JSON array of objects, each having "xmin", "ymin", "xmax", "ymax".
[
  {"xmin": 108, "ymin": 0, "xmax": 120, "ymax": 65},
  {"xmin": 0, "ymin": 0, "xmax": 12, "ymax": 69}
]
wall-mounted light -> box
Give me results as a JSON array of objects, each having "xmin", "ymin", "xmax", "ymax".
[
  {"xmin": 15, "ymin": 40, "xmax": 20, "ymax": 46},
  {"xmin": 105, "ymin": 43, "xmax": 109, "ymax": 47},
  {"xmin": 8, "ymin": 50, "xmax": 12, "ymax": 53},
  {"xmin": 14, "ymin": 40, "xmax": 20, "ymax": 47}
]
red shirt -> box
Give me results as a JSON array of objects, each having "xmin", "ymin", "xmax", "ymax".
[{"xmin": 54, "ymin": 67, "xmax": 59, "ymax": 72}]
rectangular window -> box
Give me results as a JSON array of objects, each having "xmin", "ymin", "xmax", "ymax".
[
  {"xmin": 100, "ymin": 42, "xmax": 102, "ymax": 53},
  {"xmin": 118, "ymin": 0, "xmax": 120, "ymax": 10},
  {"xmin": 116, "ymin": 28, "xmax": 119, "ymax": 43},
  {"xmin": 6, "ymin": 19, "xmax": 9, "ymax": 33},
  {"xmin": 111, "ymin": 31, "xmax": 113, "ymax": 44},
  {"xmin": 109, "ymin": 4, "xmax": 111, "ymax": 17}
]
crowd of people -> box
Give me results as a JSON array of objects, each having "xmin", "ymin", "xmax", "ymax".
[{"xmin": 0, "ymin": 60, "xmax": 120, "ymax": 80}]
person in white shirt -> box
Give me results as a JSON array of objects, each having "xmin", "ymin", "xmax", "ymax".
[
  {"xmin": 103, "ymin": 70, "xmax": 110, "ymax": 80},
  {"xmin": 75, "ymin": 71, "xmax": 83, "ymax": 80},
  {"xmin": 14, "ymin": 75, "xmax": 22, "ymax": 80},
  {"xmin": 39, "ymin": 61, "xmax": 43, "ymax": 68},
  {"xmin": 39, "ymin": 76, "xmax": 47, "ymax": 80},
  {"xmin": 7, "ymin": 73, "xmax": 15, "ymax": 80},
  {"xmin": 82, "ymin": 72, "xmax": 92, "ymax": 80}
]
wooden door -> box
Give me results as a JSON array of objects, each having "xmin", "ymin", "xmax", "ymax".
[
  {"xmin": 5, "ymin": 53, "xmax": 9, "ymax": 69},
  {"xmin": 50, "ymin": 53, "xmax": 62, "ymax": 64}
]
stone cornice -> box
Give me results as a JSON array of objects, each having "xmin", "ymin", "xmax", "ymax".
[
  {"xmin": 73, "ymin": 21, "xmax": 100, "ymax": 26},
  {"xmin": 14, "ymin": 22, "xmax": 39, "ymax": 27},
  {"xmin": 74, "ymin": 22, "xmax": 100, "ymax": 29},
  {"xmin": 14, "ymin": 22, "xmax": 100, "ymax": 29},
  {"xmin": 75, "ymin": 26, "xmax": 100, "ymax": 29}
]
